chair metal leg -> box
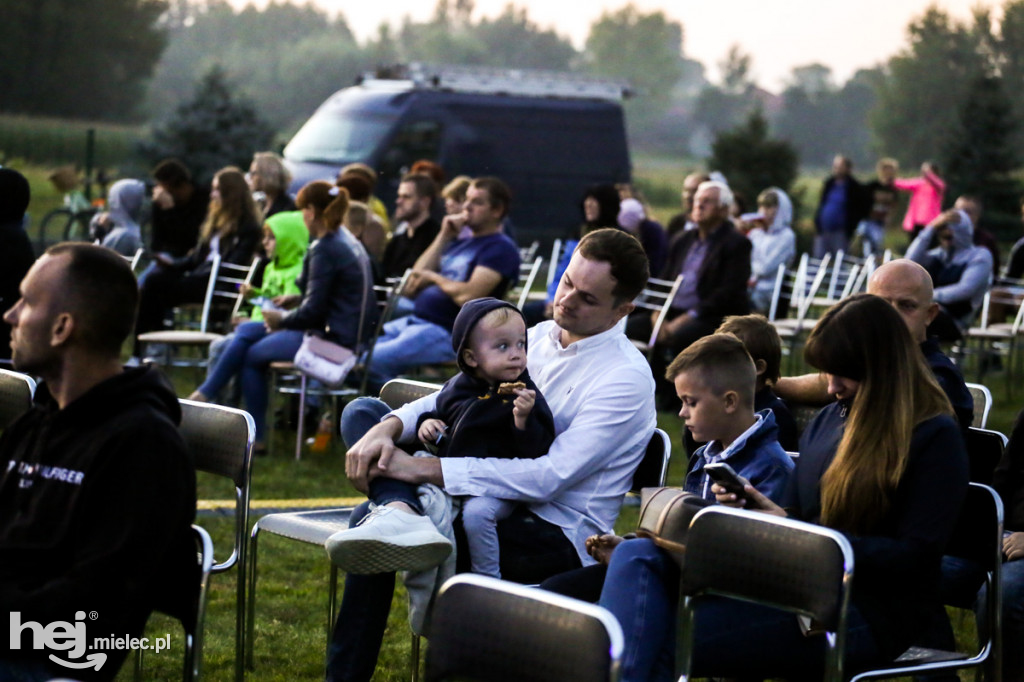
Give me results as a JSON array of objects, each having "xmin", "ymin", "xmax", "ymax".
[
  {"xmin": 246, "ymin": 524, "xmax": 260, "ymax": 671},
  {"xmin": 327, "ymin": 564, "xmax": 339, "ymax": 642},
  {"xmin": 267, "ymin": 371, "xmax": 278, "ymax": 457},
  {"xmin": 411, "ymin": 633, "xmax": 421, "ymax": 682},
  {"xmin": 296, "ymin": 374, "xmax": 307, "ymax": 461},
  {"xmin": 235, "ymin": 528, "xmax": 247, "ymax": 682}
]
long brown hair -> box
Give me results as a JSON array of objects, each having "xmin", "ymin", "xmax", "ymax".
[
  {"xmin": 804, "ymin": 293, "xmax": 952, "ymax": 534},
  {"xmin": 200, "ymin": 167, "xmax": 258, "ymax": 242}
]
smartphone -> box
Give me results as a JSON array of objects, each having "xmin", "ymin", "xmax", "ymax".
[{"xmin": 704, "ymin": 462, "xmax": 759, "ymax": 507}]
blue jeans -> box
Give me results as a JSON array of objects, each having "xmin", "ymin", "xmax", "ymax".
[
  {"xmin": 197, "ymin": 321, "xmax": 303, "ymax": 442},
  {"xmin": 599, "ymin": 538, "xmax": 883, "ymax": 682},
  {"xmin": 326, "ymin": 398, "xmax": 580, "ymax": 682},
  {"xmin": 361, "ymin": 315, "xmax": 454, "ymax": 393}
]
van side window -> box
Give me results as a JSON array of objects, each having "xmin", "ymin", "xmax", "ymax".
[{"xmin": 380, "ymin": 120, "xmax": 442, "ymax": 176}]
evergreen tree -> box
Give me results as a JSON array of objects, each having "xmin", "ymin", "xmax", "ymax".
[
  {"xmin": 943, "ymin": 75, "xmax": 1023, "ymax": 237},
  {"xmin": 140, "ymin": 66, "xmax": 274, "ymax": 184},
  {"xmin": 0, "ymin": 0, "xmax": 167, "ymax": 120},
  {"xmin": 708, "ymin": 109, "xmax": 799, "ymax": 208}
]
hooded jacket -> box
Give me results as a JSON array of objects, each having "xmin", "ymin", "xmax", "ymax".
[
  {"xmin": 417, "ymin": 298, "xmax": 556, "ymax": 460},
  {"xmin": 749, "ymin": 188, "xmax": 797, "ymax": 283},
  {"xmin": 906, "ymin": 210, "xmax": 993, "ymax": 324},
  {"xmin": 247, "ymin": 210, "xmax": 308, "ymax": 322},
  {"xmin": 0, "ymin": 366, "xmax": 196, "ymax": 680},
  {"xmin": 93, "ymin": 179, "xmax": 145, "ymax": 257}
]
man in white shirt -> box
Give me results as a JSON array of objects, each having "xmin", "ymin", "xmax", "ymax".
[{"xmin": 325, "ymin": 228, "xmax": 657, "ymax": 682}]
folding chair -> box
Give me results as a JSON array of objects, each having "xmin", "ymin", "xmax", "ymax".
[
  {"xmin": 245, "ymin": 379, "xmax": 442, "ymax": 672},
  {"xmin": 630, "ymin": 428, "xmax": 672, "ymax": 493},
  {"xmin": 966, "ymin": 426, "xmax": 1008, "ymax": 486},
  {"xmin": 425, "ymin": 573, "xmax": 623, "ymax": 682},
  {"xmin": 137, "ymin": 256, "xmax": 260, "ymax": 370},
  {"xmin": 772, "ymin": 253, "xmax": 832, "ymax": 368},
  {"xmin": 545, "ymin": 238, "xmax": 567, "ymax": 287},
  {"xmin": 135, "ymin": 525, "xmax": 215, "ymax": 682},
  {"xmin": 628, "ymin": 275, "xmax": 684, "ymax": 360},
  {"xmin": 179, "ymin": 399, "xmax": 255, "ymax": 682},
  {"xmin": 966, "ymin": 382, "xmax": 993, "ymax": 429},
  {"xmin": 851, "ymin": 483, "xmax": 1003, "ymax": 681},
  {"xmin": 518, "ymin": 240, "xmax": 540, "ymax": 263},
  {"xmin": 0, "ymin": 368, "xmax": 36, "ymax": 430},
  {"xmin": 507, "ymin": 257, "xmax": 543, "ymax": 309},
  {"xmin": 964, "ymin": 288, "xmax": 1024, "ymax": 391},
  {"xmin": 676, "ymin": 506, "xmax": 854, "ymax": 682}
]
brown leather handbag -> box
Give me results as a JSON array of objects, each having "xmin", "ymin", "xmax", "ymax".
[{"xmin": 635, "ymin": 487, "xmax": 713, "ymax": 566}]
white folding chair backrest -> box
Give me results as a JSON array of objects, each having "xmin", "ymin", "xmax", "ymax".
[
  {"xmin": 511, "ymin": 257, "xmax": 543, "ymax": 309},
  {"xmin": 965, "ymin": 383, "xmax": 993, "ymax": 429},
  {"xmin": 546, "ymin": 239, "xmax": 566, "ymax": 286},
  {"xmin": 631, "ymin": 276, "xmax": 684, "ymax": 349}
]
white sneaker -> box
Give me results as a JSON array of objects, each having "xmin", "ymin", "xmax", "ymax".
[{"xmin": 324, "ymin": 506, "xmax": 452, "ymax": 574}]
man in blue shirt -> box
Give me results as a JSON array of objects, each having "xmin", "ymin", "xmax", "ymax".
[
  {"xmin": 361, "ymin": 177, "xmax": 520, "ymax": 392},
  {"xmin": 813, "ymin": 155, "xmax": 867, "ymax": 258}
]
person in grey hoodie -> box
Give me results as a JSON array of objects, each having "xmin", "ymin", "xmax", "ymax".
[
  {"xmin": 89, "ymin": 178, "xmax": 146, "ymax": 257},
  {"xmin": 746, "ymin": 187, "xmax": 796, "ymax": 314},
  {"xmin": 906, "ymin": 206, "xmax": 992, "ymax": 341}
]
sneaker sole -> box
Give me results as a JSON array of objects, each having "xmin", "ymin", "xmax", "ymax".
[{"xmin": 325, "ymin": 537, "xmax": 452, "ymax": 574}]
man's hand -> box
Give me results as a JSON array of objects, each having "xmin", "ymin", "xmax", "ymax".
[
  {"xmin": 927, "ymin": 209, "xmax": 959, "ymax": 230},
  {"xmin": 373, "ymin": 448, "xmax": 444, "ymax": 487},
  {"xmin": 152, "ymin": 184, "xmax": 174, "ymax": 209},
  {"xmin": 1005, "ymin": 532, "xmax": 1024, "ymax": 561},
  {"xmin": 418, "ymin": 418, "xmax": 447, "ymax": 445},
  {"xmin": 344, "ymin": 417, "xmax": 404, "ymax": 493},
  {"xmin": 585, "ymin": 534, "xmax": 624, "ymax": 565},
  {"xmin": 440, "ymin": 211, "xmax": 468, "ymax": 239},
  {"xmin": 657, "ymin": 313, "xmax": 691, "ymax": 344},
  {"xmin": 512, "ymin": 388, "xmax": 535, "ymax": 431},
  {"xmin": 405, "ymin": 269, "xmax": 439, "ymax": 297}
]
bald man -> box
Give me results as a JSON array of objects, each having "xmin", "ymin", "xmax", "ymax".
[{"xmin": 775, "ymin": 259, "xmax": 973, "ymax": 429}]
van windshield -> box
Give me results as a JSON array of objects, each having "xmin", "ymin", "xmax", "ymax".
[{"xmin": 284, "ymin": 110, "xmax": 397, "ymax": 164}]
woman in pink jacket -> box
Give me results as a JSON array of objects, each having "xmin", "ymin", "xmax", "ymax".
[{"xmin": 894, "ymin": 161, "xmax": 946, "ymax": 240}]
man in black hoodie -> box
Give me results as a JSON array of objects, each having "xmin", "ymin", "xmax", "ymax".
[{"xmin": 0, "ymin": 243, "xmax": 196, "ymax": 681}]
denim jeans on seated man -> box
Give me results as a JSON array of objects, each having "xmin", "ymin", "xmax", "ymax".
[{"xmin": 358, "ymin": 316, "xmax": 456, "ymax": 394}]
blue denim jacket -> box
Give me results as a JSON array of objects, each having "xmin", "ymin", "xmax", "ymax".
[{"xmin": 684, "ymin": 409, "xmax": 794, "ymax": 502}]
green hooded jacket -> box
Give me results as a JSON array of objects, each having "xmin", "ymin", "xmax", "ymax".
[{"xmin": 248, "ymin": 210, "xmax": 309, "ymax": 322}]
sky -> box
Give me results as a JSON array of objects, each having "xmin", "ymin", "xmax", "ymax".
[{"xmin": 249, "ymin": 0, "xmax": 993, "ymax": 91}]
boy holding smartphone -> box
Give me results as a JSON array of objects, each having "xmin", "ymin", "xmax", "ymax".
[{"xmin": 672, "ymin": 334, "xmax": 793, "ymax": 502}]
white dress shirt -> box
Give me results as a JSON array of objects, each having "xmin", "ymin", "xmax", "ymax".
[{"xmin": 390, "ymin": 319, "xmax": 657, "ymax": 565}]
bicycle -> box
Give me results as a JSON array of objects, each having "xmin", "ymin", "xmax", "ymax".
[{"xmin": 39, "ymin": 167, "xmax": 109, "ymax": 247}]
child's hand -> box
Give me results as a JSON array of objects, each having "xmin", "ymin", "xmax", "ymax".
[
  {"xmin": 513, "ymin": 389, "xmax": 535, "ymax": 430},
  {"xmin": 240, "ymin": 283, "xmax": 254, "ymax": 299},
  {"xmin": 585, "ymin": 534, "xmax": 624, "ymax": 565},
  {"xmin": 418, "ymin": 418, "xmax": 447, "ymax": 445}
]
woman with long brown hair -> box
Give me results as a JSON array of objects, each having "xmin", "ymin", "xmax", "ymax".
[
  {"xmin": 188, "ymin": 180, "xmax": 375, "ymax": 450},
  {"xmin": 135, "ymin": 166, "xmax": 262, "ymax": 344},
  {"xmin": 598, "ymin": 293, "xmax": 969, "ymax": 681}
]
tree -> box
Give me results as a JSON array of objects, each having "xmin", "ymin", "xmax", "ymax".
[
  {"xmin": 583, "ymin": 5, "xmax": 685, "ymax": 132},
  {"xmin": 474, "ymin": 5, "xmax": 576, "ymax": 70},
  {"xmin": 0, "ymin": 0, "xmax": 168, "ymax": 120},
  {"xmin": 140, "ymin": 66, "xmax": 274, "ymax": 184},
  {"xmin": 871, "ymin": 7, "xmax": 989, "ymax": 165},
  {"xmin": 943, "ymin": 75, "xmax": 1022, "ymax": 237},
  {"xmin": 708, "ymin": 109, "xmax": 799, "ymax": 207}
]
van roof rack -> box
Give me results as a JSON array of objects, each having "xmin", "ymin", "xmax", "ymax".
[{"xmin": 363, "ymin": 63, "xmax": 632, "ymax": 102}]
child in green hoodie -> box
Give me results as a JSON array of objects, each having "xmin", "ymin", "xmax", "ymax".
[{"xmin": 198, "ymin": 210, "xmax": 309, "ymax": 402}]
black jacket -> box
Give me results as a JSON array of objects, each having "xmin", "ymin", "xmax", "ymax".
[
  {"xmin": 661, "ymin": 220, "xmax": 751, "ymax": 322},
  {"xmin": 0, "ymin": 219, "xmax": 34, "ymax": 360},
  {"xmin": 417, "ymin": 369, "xmax": 555, "ymax": 460},
  {"xmin": 281, "ymin": 228, "xmax": 377, "ymax": 349},
  {"xmin": 176, "ymin": 215, "xmax": 263, "ymax": 274},
  {"xmin": 785, "ymin": 402, "xmax": 968, "ymax": 659},
  {"xmin": 0, "ymin": 367, "xmax": 196, "ymax": 680},
  {"xmin": 150, "ymin": 185, "xmax": 210, "ymax": 257}
]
